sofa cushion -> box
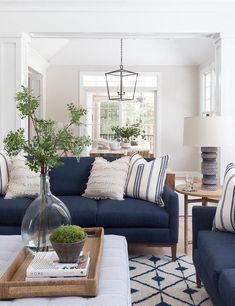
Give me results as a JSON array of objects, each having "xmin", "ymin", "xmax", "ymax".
[
  {"xmin": 0, "ymin": 196, "xmax": 32, "ymax": 225},
  {"xmin": 213, "ymin": 163, "xmax": 235, "ymax": 233},
  {"xmin": 50, "ymin": 157, "xmax": 95, "ymax": 196},
  {"xmin": 5, "ymin": 155, "xmax": 40, "ymax": 199},
  {"xmin": 0, "ymin": 151, "xmax": 11, "ymax": 195},
  {"xmin": 197, "ymin": 230, "xmax": 235, "ymax": 290},
  {"xmin": 58, "ymin": 196, "xmax": 98, "ymax": 226},
  {"xmin": 83, "ymin": 157, "xmax": 130, "ymax": 200},
  {"xmin": 125, "ymin": 153, "xmax": 169, "ymax": 206},
  {"xmin": 49, "ymin": 157, "xmax": 153, "ymax": 197},
  {"xmin": 218, "ymin": 268, "xmax": 235, "ymax": 306},
  {"xmin": 96, "ymin": 197, "xmax": 169, "ymax": 228}
]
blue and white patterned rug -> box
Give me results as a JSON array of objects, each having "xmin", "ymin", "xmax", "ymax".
[{"xmin": 129, "ymin": 254, "xmax": 213, "ymax": 306}]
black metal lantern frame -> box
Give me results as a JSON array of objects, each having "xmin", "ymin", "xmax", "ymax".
[{"xmin": 105, "ymin": 39, "xmax": 138, "ymax": 101}]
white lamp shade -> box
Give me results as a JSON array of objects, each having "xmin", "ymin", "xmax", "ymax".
[{"xmin": 183, "ymin": 116, "xmax": 234, "ymax": 147}]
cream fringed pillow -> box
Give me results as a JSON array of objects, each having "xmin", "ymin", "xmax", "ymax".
[
  {"xmin": 83, "ymin": 157, "xmax": 130, "ymax": 200},
  {"xmin": 5, "ymin": 156, "xmax": 40, "ymax": 199}
]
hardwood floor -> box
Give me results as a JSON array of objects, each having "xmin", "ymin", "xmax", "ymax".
[{"xmin": 128, "ymin": 216, "xmax": 192, "ymax": 257}]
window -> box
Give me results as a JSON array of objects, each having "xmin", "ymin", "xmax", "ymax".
[
  {"xmin": 91, "ymin": 92, "xmax": 155, "ymax": 152},
  {"xmin": 99, "ymin": 101, "xmax": 119, "ymax": 135},
  {"xmin": 201, "ymin": 68, "xmax": 215, "ymax": 114}
]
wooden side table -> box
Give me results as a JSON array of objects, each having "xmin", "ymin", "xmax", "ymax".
[{"xmin": 175, "ymin": 183, "xmax": 223, "ymax": 254}]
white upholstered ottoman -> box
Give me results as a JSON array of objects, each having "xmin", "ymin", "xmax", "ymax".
[{"xmin": 0, "ymin": 235, "xmax": 131, "ymax": 306}]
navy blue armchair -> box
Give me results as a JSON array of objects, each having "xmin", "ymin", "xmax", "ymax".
[{"xmin": 193, "ymin": 206, "xmax": 235, "ymax": 306}]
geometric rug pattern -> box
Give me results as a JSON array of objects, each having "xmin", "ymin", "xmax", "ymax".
[{"xmin": 129, "ymin": 254, "xmax": 213, "ymax": 306}]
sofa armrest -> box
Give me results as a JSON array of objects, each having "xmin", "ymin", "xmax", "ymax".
[
  {"xmin": 165, "ymin": 172, "xmax": 175, "ymax": 190},
  {"xmin": 192, "ymin": 206, "xmax": 216, "ymax": 252},
  {"xmin": 162, "ymin": 185, "xmax": 179, "ymax": 243}
]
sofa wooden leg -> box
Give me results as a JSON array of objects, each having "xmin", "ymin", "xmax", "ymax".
[
  {"xmin": 196, "ymin": 273, "xmax": 202, "ymax": 288},
  {"xmin": 171, "ymin": 244, "xmax": 177, "ymax": 261}
]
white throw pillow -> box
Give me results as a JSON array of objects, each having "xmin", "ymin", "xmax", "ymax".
[
  {"xmin": 0, "ymin": 151, "xmax": 11, "ymax": 195},
  {"xmin": 5, "ymin": 155, "xmax": 40, "ymax": 199},
  {"xmin": 125, "ymin": 153, "xmax": 169, "ymax": 206},
  {"xmin": 83, "ymin": 157, "xmax": 130, "ymax": 200},
  {"xmin": 213, "ymin": 163, "xmax": 235, "ymax": 233}
]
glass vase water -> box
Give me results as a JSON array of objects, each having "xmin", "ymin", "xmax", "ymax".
[{"xmin": 21, "ymin": 173, "xmax": 71, "ymax": 254}]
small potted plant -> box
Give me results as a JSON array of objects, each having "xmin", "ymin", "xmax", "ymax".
[
  {"xmin": 111, "ymin": 123, "xmax": 146, "ymax": 148},
  {"xmin": 50, "ymin": 225, "xmax": 87, "ymax": 263}
]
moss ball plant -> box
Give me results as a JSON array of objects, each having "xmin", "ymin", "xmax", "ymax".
[
  {"xmin": 50, "ymin": 225, "xmax": 87, "ymax": 262},
  {"xmin": 50, "ymin": 225, "xmax": 86, "ymax": 244}
]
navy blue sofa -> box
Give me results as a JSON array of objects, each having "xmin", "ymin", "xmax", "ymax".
[
  {"xmin": 0, "ymin": 157, "xmax": 179, "ymax": 259},
  {"xmin": 193, "ymin": 206, "xmax": 235, "ymax": 306}
]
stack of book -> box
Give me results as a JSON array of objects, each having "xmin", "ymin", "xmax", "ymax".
[{"xmin": 26, "ymin": 251, "xmax": 90, "ymax": 281}]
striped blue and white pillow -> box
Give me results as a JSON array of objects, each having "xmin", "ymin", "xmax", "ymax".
[
  {"xmin": 213, "ymin": 163, "xmax": 235, "ymax": 233},
  {"xmin": 0, "ymin": 151, "xmax": 11, "ymax": 195},
  {"xmin": 125, "ymin": 153, "xmax": 169, "ymax": 206}
]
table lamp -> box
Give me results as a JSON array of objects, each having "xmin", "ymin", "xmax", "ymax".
[{"xmin": 183, "ymin": 115, "xmax": 234, "ymax": 190}]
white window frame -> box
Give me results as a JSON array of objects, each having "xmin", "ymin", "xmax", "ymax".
[{"xmin": 200, "ymin": 63, "xmax": 215, "ymax": 115}]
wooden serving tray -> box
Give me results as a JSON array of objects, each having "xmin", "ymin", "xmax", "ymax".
[{"xmin": 0, "ymin": 227, "xmax": 104, "ymax": 299}]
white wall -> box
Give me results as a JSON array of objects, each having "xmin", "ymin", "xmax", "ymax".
[
  {"xmin": 28, "ymin": 46, "xmax": 48, "ymax": 77},
  {"xmin": 160, "ymin": 66, "xmax": 199, "ymax": 171},
  {"xmin": 46, "ymin": 65, "xmax": 80, "ymax": 122},
  {"xmin": 46, "ymin": 64, "xmax": 199, "ymax": 172},
  {"xmin": 0, "ymin": 35, "xmax": 29, "ymax": 148},
  {"xmin": 28, "ymin": 47, "xmax": 49, "ymax": 119}
]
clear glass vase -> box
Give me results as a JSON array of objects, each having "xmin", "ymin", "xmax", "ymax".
[{"xmin": 21, "ymin": 173, "xmax": 71, "ymax": 254}]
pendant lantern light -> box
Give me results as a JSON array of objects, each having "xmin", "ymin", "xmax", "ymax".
[{"xmin": 105, "ymin": 39, "xmax": 138, "ymax": 101}]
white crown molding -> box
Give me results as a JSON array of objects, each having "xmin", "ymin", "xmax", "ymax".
[
  {"xmin": 30, "ymin": 32, "xmax": 214, "ymax": 40},
  {"xmin": 0, "ymin": 0, "xmax": 234, "ymax": 13},
  {"xmin": 0, "ymin": 32, "xmax": 31, "ymax": 41}
]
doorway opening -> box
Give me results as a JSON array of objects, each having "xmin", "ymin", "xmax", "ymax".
[{"xmin": 80, "ymin": 72, "xmax": 159, "ymax": 155}]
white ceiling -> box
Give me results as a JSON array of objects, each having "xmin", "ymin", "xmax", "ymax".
[
  {"xmin": 31, "ymin": 38, "xmax": 69, "ymax": 62},
  {"xmin": 31, "ymin": 37, "xmax": 214, "ymax": 66}
]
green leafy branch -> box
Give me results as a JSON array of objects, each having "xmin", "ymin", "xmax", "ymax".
[{"xmin": 4, "ymin": 86, "xmax": 91, "ymax": 174}]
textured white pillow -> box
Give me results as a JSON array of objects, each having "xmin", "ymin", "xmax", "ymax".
[
  {"xmin": 0, "ymin": 151, "xmax": 11, "ymax": 195},
  {"xmin": 125, "ymin": 153, "xmax": 169, "ymax": 206},
  {"xmin": 213, "ymin": 163, "xmax": 235, "ymax": 233},
  {"xmin": 83, "ymin": 157, "xmax": 130, "ymax": 200},
  {"xmin": 5, "ymin": 156, "xmax": 40, "ymax": 199}
]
